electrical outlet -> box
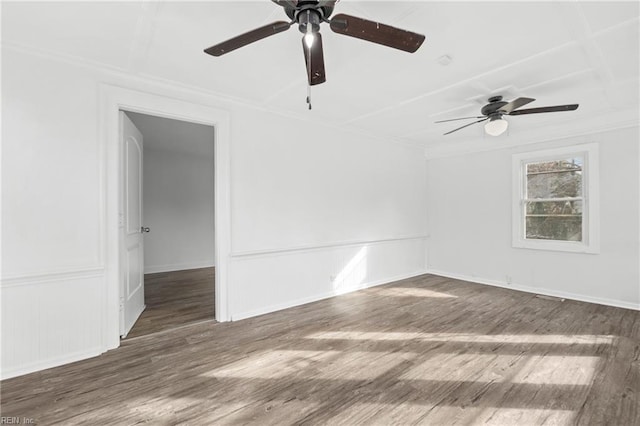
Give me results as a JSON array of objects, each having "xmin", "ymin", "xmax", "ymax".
[
  {"xmin": 506, "ymin": 275, "xmax": 512, "ymax": 285},
  {"xmin": 329, "ymin": 275, "xmax": 336, "ymax": 282}
]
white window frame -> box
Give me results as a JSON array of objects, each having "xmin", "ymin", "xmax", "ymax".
[{"xmin": 512, "ymin": 143, "xmax": 600, "ymax": 253}]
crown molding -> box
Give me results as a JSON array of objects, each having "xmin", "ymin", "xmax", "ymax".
[
  {"xmin": 2, "ymin": 40, "xmax": 262, "ymax": 108},
  {"xmin": 2, "ymin": 41, "xmax": 423, "ymax": 152}
]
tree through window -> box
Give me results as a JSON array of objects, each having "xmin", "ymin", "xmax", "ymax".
[
  {"xmin": 525, "ymin": 158, "xmax": 583, "ymax": 241},
  {"xmin": 512, "ymin": 144, "xmax": 599, "ymax": 253}
]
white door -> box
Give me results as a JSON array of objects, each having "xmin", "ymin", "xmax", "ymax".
[{"xmin": 120, "ymin": 112, "xmax": 146, "ymax": 337}]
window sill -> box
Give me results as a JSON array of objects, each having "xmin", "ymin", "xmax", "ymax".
[{"xmin": 513, "ymin": 239, "xmax": 600, "ymax": 254}]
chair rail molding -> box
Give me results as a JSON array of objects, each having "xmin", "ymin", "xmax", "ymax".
[
  {"xmin": 1, "ymin": 266, "xmax": 105, "ymax": 288},
  {"xmin": 230, "ymin": 235, "xmax": 429, "ymax": 259}
]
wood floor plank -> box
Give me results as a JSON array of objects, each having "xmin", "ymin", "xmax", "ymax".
[
  {"xmin": 1, "ymin": 274, "xmax": 639, "ymax": 425},
  {"xmin": 125, "ymin": 267, "xmax": 215, "ymax": 338}
]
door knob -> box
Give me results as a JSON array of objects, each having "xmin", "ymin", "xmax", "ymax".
[{"xmin": 141, "ymin": 227, "xmax": 150, "ymax": 233}]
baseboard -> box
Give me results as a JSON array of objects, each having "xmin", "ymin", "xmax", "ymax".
[
  {"xmin": 428, "ymin": 269, "xmax": 640, "ymax": 311},
  {"xmin": 144, "ymin": 261, "xmax": 215, "ymax": 274},
  {"xmin": 1, "ymin": 347, "xmax": 104, "ymax": 381},
  {"xmin": 231, "ymin": 269, "xmax": 429, "ymax": 321}
]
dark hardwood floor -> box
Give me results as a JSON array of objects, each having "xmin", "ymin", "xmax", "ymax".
[
  {"xmin": 2, "ymin": 274, "xmax": 639, "ymax": 425},
  {"xmin": 125, "ymin": 267, "xmax": 215, "ymax": 339}
]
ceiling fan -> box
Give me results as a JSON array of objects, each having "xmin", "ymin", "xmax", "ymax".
[
  {"xmin": 436, "ymin": 96, "xmax": 579, "ymax": 136},
  {"xmin": 204, "ymin": 0, "xmax": 425, "ymax": 107}
]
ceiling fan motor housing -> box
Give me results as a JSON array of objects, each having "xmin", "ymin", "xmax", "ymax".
[
  {"xmin": 285, "ymin": 1, "xmax": 334, "ymax": 29},
  {"xmin": 481, "ymin": 96, "xmax": 508, "ymax": 116}
]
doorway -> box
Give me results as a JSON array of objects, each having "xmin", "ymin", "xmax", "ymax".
[
  {"xmin": 101, "ymin": 85, "xmax": 231, "ymax": 352},
  {"xmin": 119, "ymin": 111, "xmax": 216, "ymax": 338}
]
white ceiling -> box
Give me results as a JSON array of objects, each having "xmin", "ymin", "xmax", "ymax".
[{"xmin": 3, "ymin": 1, "xmax": 639, "ymax": 149}]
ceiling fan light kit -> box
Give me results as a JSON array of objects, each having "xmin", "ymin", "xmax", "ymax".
[
  {"xmin": 436, "ymin": 96, "xmax": 579, "ymax": 136},
  {"xmin": 484, "ymin": 116, "xmax": 509, "ymax": 136},
  {"xmin": 303, "ymin": 29, "xmax": 315, "ymax": 48},
  {"xmin": 204, "ymin": 0, "xmax": 425, "ymax": 108}
]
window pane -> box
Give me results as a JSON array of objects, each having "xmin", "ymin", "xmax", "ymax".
[
  {"xmin": 526, "ymin": 200, "xmax": 582, "ymax": 215},
  {"xmin": 526, "ymin": 158, "xmax": 583, "ymax": 199},
  {"xmin": 525, "ymin": 200, "xmax": 582, "ymax": 241},
  {"xmin": 527, "ymin": 158, "xmax": 582, "ymax": 174}
]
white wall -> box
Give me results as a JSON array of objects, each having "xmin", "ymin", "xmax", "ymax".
[
  {"xmin": 137, "ymin": 124, "xmax": 215, "ymax": 274},
  {"xmin": 227, "ymin": 107, "xmax": 428, "ymax": 319},
  {"xmin": 1, "ymin": 48, "xmax": 428, "ymax": 378},
  {"xmin": 426, "ymin": 126, "xmax": 640, "ymax": 309}
]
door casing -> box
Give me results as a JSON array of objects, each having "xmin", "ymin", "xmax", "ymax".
[{"xmin": 100, "ymin": 84, "xmax": 231, "ymax": 351}]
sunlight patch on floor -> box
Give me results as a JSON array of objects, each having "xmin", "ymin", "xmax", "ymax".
[
  {"xmin": 373, "ymin": 287, "xmax": 458, "ymax": 298},
  {"xmin": 400, "ymin": 354, "xmax": 515, "ymax": 383},
  {"xmin": 325, "ymin": 402, "xmax": 427, "ymax": 424},
  {"xmin": 125, "ymin": 396, "xmax": 211, "ymax": 421},
  {"xmin": 201, "ymin": 350, "xmax": 338, "ymax": 379},
  {"xmin": 325, "ymin": 402, "xmax": 575, "ymax": 425},
  {"xmin": 307, "ymin": 331, "xmax": 425, "ymax": 341},
  {"xmin": 214, "ymin": 399, "xmax": 322, "ymax": 424},
  {"xmin": 430, "ymin": 406, "xmax": 576, "ymax": 425},
  {"xmin": 201, "ymin": 349, "xmax": 411, "ymax": 380},
  {"xmin": 305, "ymin": 331, "xmax": 615, "ymax": 345},
  {"xmin": 511, "ymin": 355, "xmax": 600, "ymax": 385}
]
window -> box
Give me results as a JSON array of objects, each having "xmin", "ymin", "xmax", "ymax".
[{"xmin": 512, "ymin": 144, "xmax": 599, "ymax": 253}]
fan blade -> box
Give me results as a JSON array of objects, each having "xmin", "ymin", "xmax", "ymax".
[
  {"xmin": 271, "ymin": 0, "xmax": 298, "ymax": 9},
  {"xmin": 318, "ymin": 0, "xmax": 339, "ymax": 6},
  {"xmin": 498, "ymin": 97, "xmax": 535, "ymax": 114},
  {"xmin": 204, "ymin": 21, "xmax": 292, "ymax": 56},
  {"xmin": 303, "ymin": 33, "xmax": 326, "ymax": 86},
  {"xmin": 508, "ymin": 104, "xmax": 579, "ymax": 116},
  {"xmin": 435, "ymin": 116, "xmax": 485, "ymax": 123},
  {"xmin": 444, "ymin": 118, "xmax": 489, "ymax": 135},
  {"xmin": 329, "ymin": 13, "xmax": 425, "ymax": 53}
]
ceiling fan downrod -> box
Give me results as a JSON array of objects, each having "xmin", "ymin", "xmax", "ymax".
[{"xmin": 296, "ymin": 6, "xmax": 322, "ymax": 34}]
